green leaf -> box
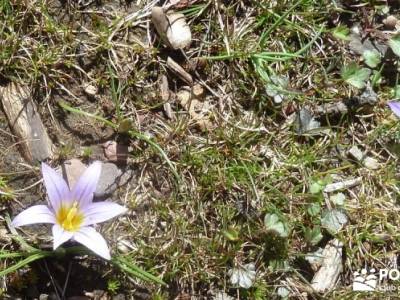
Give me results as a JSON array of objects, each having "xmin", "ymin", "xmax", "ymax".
[
  {"xmin": 362, "ymin": 50, "xmax": 381, "ymax": 68},
  {"xmin": 330, "ymin": 193, "xmax": 345, "ymax": 206},
  {"xmin": 341, "ymin": 63, "xmax": 371, "ymax": 89},
  {"xmin": 393, "ymin": 85, "xmax": 400, "ymax": 99},
  {"xmin": 321, "ymin": 209, "xmax": 348, "ymax": 235},
  {"xmin": 0, "ymin": 252, "xmax": 52, "ymax": 277},
  {"xmin": 305, "ymin": 226, "xmax": 323, "ymax": 245},
  {"xmin": 371, "ymin": 70, "xmax": 382, "ymax": 87},
  {"xmin": 309, "ymin": 181, "xmax": 323, "ymax": 194},
  {"xmin": 264, "ymin": 213, "xmax": 289, "ymax": 238},
  {"xmin": 118, "ymin": 118, "xmax": 133, "ymax": 133},
  {"xmin": 389, "ymin": 35, "xmax": 400, "ymax": 57},
  {"xmin": 222, "ymin": 227, "xmax": 239, "ymax": 241},
  {"xmin": 307, "ymin": 203, "xmax": 321, "ymax": 217},
  {"xmin": 332, "ymin": 25, "xmax": 351, "ymax": 41},
  {"xmin": 268, "ymin": 259, "xmax": 290, "ymax": 271}
]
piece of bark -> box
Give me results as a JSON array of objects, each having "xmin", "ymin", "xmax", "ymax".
[
  {"xmin": 0, "ymin": 83, "xmax": 53, "ymax": 163},
  {"xmin": 167, "ymin": 57, "xmax": 193, "ymax": 85},
  {"xmin": 160, "ymin": 75, "xmax": 174, "ymax": 120},
  {"xmin": 323, "ymin": 177, "xmax": 362, "ymax": 193},
  {"xmin": 160, "ymin": 75, "xmax": 170, "ymax": 102},
  {"xmin": 311, "ymin": 239, "xmax": 343, "ymax": 293}
]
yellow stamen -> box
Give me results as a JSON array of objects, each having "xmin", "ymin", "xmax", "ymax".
[{"xmin": 56, "ymin": 202, "xmax": 84, "ymax": 232}]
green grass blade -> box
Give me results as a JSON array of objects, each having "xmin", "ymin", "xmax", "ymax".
[
  {"xmin": 112, "ymin": 255, "xmax": 167, "ymax": 286},
  {"xmin": 5, "ymin": 215, "xmax": 38, "ymax": 252},
  {"xmin": 205, "ymin": 51, "xmax": 302, "ymax": 61},
  {"xmin": 0, "ymin": 252, "xmax": 53, "ymax": 277},
  {"xmin": 58, "ymin": 101, "xmax": 117, "ymax": 129},
  {"xmin": 259, "ymin": 0, "xmax": 304, "ymax": 48},
  {"xmin": 0, "ymin": 251, "xmax": 26, "ymax": 259}
]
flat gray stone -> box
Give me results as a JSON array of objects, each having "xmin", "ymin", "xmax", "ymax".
[
  {"xmin": 348, "ymin": 33, "xmax": 388, "ymax": 56},
  {"xmin": 62, "ymin": 158, "xmax": 86, "ymax": 189},
  {"xmin": 363, "ymin": 157, "xmax": 380, "ymax": 170},
  {"xmin": 61, "ymin": 159, "xmax": 135, "ymax": 198},
  {"xmin": 348, "ymin": 146, "xmax": 363, "ymax": 162},
  {"xmin": 94, "ymin": 162, "xmax": 135, "ymax": 198}
]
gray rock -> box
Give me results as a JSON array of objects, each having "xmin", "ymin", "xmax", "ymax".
[
  {"xmin": 348, "ymin": 33, "xmax": 388, "ymax": 56},
  {"xmin": 94, "ymin": 162, "xmax": 135, "ymax": 198},
  {"xmin": 294, "ymin": 108, "xmax": 321, "ymax": 134},
  {"xmin": 61, "ymin": 159, "xmax": 135, "ymax": 198},
  {"xmin": 363, "ymin": 157, "xmax": 380, "ymax": 170},
  {"xmin": 358, "ymin": 83, "xmax": 378, "ymax": 105},
  {"xmin": 348, "ymin": 146, "xmax": 364, "ymax": 162},
  {"xmin": 62, "ymin": 158, "xmax": 86, "ymax": 189},
  {"xmin": 0, "ymin": 83, "xmax": 53, "ymax": 163}
]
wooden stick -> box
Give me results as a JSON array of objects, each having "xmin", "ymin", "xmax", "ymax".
[{"xmin": 167, "ymin": 57, "xmax": 193, "ymax": 85}]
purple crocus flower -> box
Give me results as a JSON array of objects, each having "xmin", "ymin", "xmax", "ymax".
[
  {"xmin": 11, "ymin": 161, "xmax": 127, "ymax": 260},
  {"xmin": 388, "ymin": 101, "xmax": 400, "ymax": 118}
]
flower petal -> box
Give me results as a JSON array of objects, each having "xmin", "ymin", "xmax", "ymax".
[
  {"xmin": 52, "ymin": 224, "xmax": 73, "ymax": 249},
  {"xmin": 71, "ymin": 161, "xmax": 102, "ymax": 208},
  {"xmin": 12, "ymin": 205, "xmax": 55, "ymax": 227},
  {"xmin": 42, "ymin": 163, "xmax": 71, "ymax": 211},
  {"xmin": 82, "ymin": 201, "xmax": 127, "ymax": 226},
  {"xmin": 388, "ymin": 101, "xmax": 400, "ymax": 118},
  {"xmin": 73, "ymin": 226, "xmax": 111, "ymax": 260}
]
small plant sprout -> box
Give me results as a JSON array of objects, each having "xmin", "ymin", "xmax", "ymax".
[
  {"xmin": 11, "ymin": 161, "xmax": 127, "ymax": 260},
  {"xmin": 228, "ymin": 263, "xmax": 256, "ymax": 289},
  {"xmin": 388, "ymin": 101, "xmax": 400, "ymax": 118}
]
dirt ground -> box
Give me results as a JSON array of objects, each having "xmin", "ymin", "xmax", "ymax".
[{"xmin": 3, "ymin": 0, "xmax": 400, "ymax": 299}]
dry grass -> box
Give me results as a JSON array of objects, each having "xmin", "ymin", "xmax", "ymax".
[{"xmin": 2, "ymin": 0, "xmax": 400, "ymax": 299}]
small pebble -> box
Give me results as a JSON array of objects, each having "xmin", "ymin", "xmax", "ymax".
[
  {"xmin": 177, "ymin": 88, "xmax": 191, "ymax": 107},
  {"xmin": 103, "ymin": 141, "xmax": 129, "ymax": 164},
  {"xmin": 192, "ymin": 84, "xmax": 205, "ymax": 99},
  {"xmin": 83, "ymin": 83, "xmax": 98, "ymax": 96},
  {"xmin": 152, "ymin": 7, "xmax": 192, "ymax": 49},
  {"xmin": 363, "ymin": 157, "xmax": 380, "ymax": 170},
  {"xmin": 273, "ymin": 94, "xmax": 283, "ymax": 104},
  {"xmin": 348, "ymin": 146, "xmax": 363, "ymax": 162},
  {"xmin": 117, "ymin": 239, "xmax": 135, "ymax": 253},
  {"xmin": 383, "ymin": 15, "xmax": 398, "ymax": 30}
]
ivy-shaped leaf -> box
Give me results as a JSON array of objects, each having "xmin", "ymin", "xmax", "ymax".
[
  {"xmin": 321, "ymin": 209, "xmax": 348, "ymax": 234},
  {"xmin": 305, "ymin": 226, "xmax": 323, "ymax": 246},
  {"xmin": 341, "ymin": 63, "xmax": 371, "ymax": 89},
  {"xmin": 332, "ymin": 25, "xmax": 351, "ymax": 41},
  {"xmin": 264, "ymin": 213, "xmax": 289, "ymax": 238},
  {"xmin": 362, "ymin": 50, "xmax": 381, "ymax": 68},
  {"xmin": 389, "ymin": 35, "xmax": 400, "ymax": 57}
]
